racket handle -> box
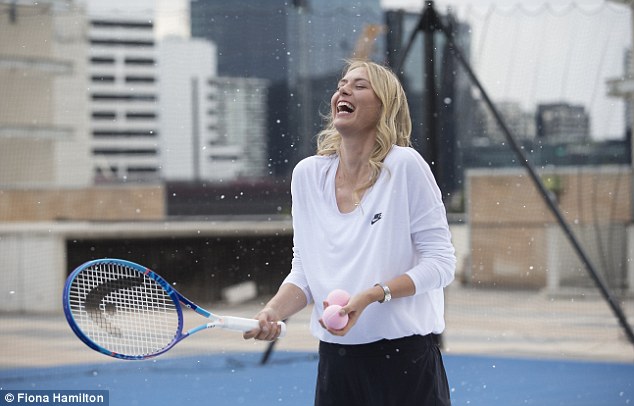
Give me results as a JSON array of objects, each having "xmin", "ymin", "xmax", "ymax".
[{"xmin": 222, "ymin": 316, "xmax": 287, "ymax": 338}]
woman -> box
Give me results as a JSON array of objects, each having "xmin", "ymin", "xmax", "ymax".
[{"xmin": 244, "ymin": 60, "xmax": 455, "ymax": 406}]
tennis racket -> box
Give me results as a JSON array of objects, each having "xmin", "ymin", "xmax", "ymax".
[{"xmin": 62, "ymin": 258, "xmax": 286, "ymax": 360}]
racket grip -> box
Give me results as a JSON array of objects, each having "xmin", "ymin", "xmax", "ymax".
[{"xmin": 222, "ymin": 316, "xmax": 287, "ymax": 338}]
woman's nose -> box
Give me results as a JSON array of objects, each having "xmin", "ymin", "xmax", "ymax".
[{"xmin": 338, "ymin": 85, "xmax": 351, "ymax": 96}]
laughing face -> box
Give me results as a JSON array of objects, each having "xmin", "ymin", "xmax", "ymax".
[{"xmin": 331, "ymin": 67, "xmax": 382, "ymax": 138}]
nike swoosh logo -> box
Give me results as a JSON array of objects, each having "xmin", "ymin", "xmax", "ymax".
[{"xmin": 371, "ymin": 213, "xmax": 382, "ymax": 225}]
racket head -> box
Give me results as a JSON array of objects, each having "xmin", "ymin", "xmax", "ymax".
[{"xmin": 63, "ymin": 258, "xmax": 184, "ymax": 360}]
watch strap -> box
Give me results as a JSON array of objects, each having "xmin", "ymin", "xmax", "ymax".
[{"xmin": 374, "ymin": 283, "xmax": 392, "ymax": 303}]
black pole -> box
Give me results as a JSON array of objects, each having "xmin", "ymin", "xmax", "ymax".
[
  {"xmin": 393, "ymin": 2, "xmax": 443, "ymax": 188},
  {"xmin": 259, "ymin": 318, "xmax": 288, "ymax": 365},
  {"xmin": 434, "ymin": 16, "xmax": 634, "ymax": 347},
  {"xmin": 421, "ymin": 2, "xmax": 440, "ymax": 184},
  {"xmin": 439, "ymin": 14, "xmax": 458, "ymax": 195},
  {"xmin": 260, "ymin": 340, "xmax": 277, "ymax": 365}
]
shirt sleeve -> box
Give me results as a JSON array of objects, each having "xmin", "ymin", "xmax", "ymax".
[
  {"xmin": 405, "ymin": 210, "xmax": 456, "ymax": 294},
  {"xmin": 281, "ymin": 163, "xmax": 314, "ymax": 304},
  {"xmin": 282, "ymin": 244, "xmax": 314, "ymax": 304},
  {"xmin": 402, "ymin": 149, "xmax": 456, "ymax": 293}
]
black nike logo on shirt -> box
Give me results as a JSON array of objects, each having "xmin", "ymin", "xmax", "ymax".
[{"xmin": 371, "ymin": 213, "xmax": 382, "ymax": 225}]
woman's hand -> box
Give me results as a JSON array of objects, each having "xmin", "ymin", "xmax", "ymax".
[
  {"xmin": 319, "ymin": 288, "xmax": 378, "ymax": 336},
  {"xmin": 243, "ymin": 307, "xmax": 284, "ymax": 341}
]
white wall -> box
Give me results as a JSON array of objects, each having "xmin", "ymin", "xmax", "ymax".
[
  {"xmin": 0, "ymin": 233, "xmax": 66, "ymax": 313},
  {"xmin": 53, "ymin": 3, "xmax": 92, "ymax": 187}
]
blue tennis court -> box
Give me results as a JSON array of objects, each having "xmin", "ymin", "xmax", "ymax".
[{"xmin": 1, "ymin": 351, "xmax": 632, "ymax": 406}]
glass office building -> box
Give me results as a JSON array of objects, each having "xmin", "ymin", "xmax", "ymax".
[{"xmin": 191, "ymin": 0, "xmax": 383, "ymax": 175}]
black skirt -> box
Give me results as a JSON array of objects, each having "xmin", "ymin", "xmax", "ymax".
[{"xmin": 315, "ymin": 334, "xmax": 451, "ymax": 406}]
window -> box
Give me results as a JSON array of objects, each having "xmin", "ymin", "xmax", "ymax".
[
  {"xmin": 92, "ymin": 111, "xmax": 116, "ymax": 120},
  {"xmin": 91, "ymin": 75, "xmax": 115, "ymax": 83},
  {"xmin": 125, "ymin": 76, "xmax": 155, "ymax": 83},
  {"xmin": 90, "ymin": 56, "xmax": 115, "ymax": 64},
  {"xmin": 124, "ymin": 57, "xmax": 155, "ymax": 66},
  {"xmin": 126, "ymin": 112, "xmax": 157, "ymax": 120}
]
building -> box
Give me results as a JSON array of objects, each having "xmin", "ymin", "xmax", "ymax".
[
  {"xmin": 536, "ymin": 102, "xmax": 590, "ymax": 142},
  {"xmin": 158, "ymin": 37, "xmax": 269, "ymax": 183},
  {"xmin": 0, "ymin": 1, "xmax": 90, "ymax": 187},
  {"xmin": 88, "ymin": 16, "xmax": 160, "ymax": 183},
  {"xmin": 478, "ymin": 100, "xmax": 536, "ymax": 143},
  {"xmin": 624, "ymin": 47, "xmax": 632, "ymax": 131},
  {"xmin": 209, "ymin": 76, "xmax": 269, "ymax": 181},
  {"xmin": 157, "ymin": 37, "xmax": 217, "ymax": 181},
  {"xmin": 190, "ymin": 0, "xmax": 384, "ymax": 175},
  {"xmin": 191, "ymin": 0, "xmax": 382, "ymax": 84}
]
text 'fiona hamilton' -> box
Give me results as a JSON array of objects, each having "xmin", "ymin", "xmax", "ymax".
[{"xmin": 1, "ymin": 390, "xmax": 109, "ymax": 405}]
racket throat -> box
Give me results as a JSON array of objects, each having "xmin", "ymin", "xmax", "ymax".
[{"xmin": 185, "ymin": 323, "xmax": 217, "ymax": 336}]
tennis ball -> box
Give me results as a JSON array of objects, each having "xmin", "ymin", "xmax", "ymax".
[
  {"xmin": 326, "ymin": 289, "xmax": 350, "ymax": 307},
  {"xmin": 322, "ymin": 304, "xmax": 348, "ymax": 330}
]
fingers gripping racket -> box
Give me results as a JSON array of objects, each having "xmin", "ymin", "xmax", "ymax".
[{"xmin": 62, "ymin": 258, "xmax": 286, "ymax": 360}]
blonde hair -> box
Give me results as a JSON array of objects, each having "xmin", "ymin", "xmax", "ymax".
[{"xmin": 316, "ymin": 60, "xmax": 412, "ymax": 193}]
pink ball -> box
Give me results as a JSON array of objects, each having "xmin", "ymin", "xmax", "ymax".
[
  {"xmin": 322, "ymin": 305, "xmax": 348, "ymax": 330},
  {"xmin": 326, "ymin": 289, "xmax": 350, "ymax": 307}
]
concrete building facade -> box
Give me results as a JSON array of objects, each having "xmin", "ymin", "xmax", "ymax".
[{"xmin": 0, "ymin": 1, "xmax": 90, "ymax": 187}]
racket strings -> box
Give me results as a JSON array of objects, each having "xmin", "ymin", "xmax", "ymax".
[{"xmin": 68, "ymin": 263, "xmax": 180, "ymax": 357}]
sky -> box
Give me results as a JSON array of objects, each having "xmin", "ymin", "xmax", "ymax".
[
  {"xmin": 83, "ymin": 0, "xmax": 632, "ymax": 139},
  {"xmin": 381, "ymin": 0, "xmax": 633, "ymax": 139}
]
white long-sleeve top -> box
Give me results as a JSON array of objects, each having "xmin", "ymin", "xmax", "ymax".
[{"xmin": 283, "ymin": 145, "xmax": 456, "ymax": 344}]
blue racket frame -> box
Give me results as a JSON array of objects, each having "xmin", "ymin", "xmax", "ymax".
[
  {"xmin": 63, "ymin": 258, "xmax": 200, "ymax": 360},
  {"xmin": 63, "ymin": 258, "xmax": 283, "ymax": 360}
]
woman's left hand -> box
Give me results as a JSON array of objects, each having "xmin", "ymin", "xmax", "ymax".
[{"xmin": 319, "ymin": 289, "xmax": 377, "ymax": 336}]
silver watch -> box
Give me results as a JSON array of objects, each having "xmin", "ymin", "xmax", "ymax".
[{"xmin": 375, "ymin": 283, "xmax": 392, "ymax": 303}]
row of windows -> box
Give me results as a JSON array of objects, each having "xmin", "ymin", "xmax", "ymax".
[
  {"xmin": 127, "ymin": 167, "xmax": 158, "ymax": 174},
  {"xmin": 93, "ymin": 130, "xmax": 158, "ymax": 137},
  {"xmin": 206, "ymin": 92, "xmax": 267, "ymax": 102},
  {"xmin": 208, "ymin": 155, "xmax": 240, "ymax": 161},
  {"xmin": 90, "ymin": 56, "xmax": 155, "ymax": 66},
  {"xmin": 93, "ymin": 148, "xmax": 158, "ymax": 156},
  {"xmin": 90, "ymin": 39, "xmax": 154, "ymax": 48},
  {"xmin": 94, "ymin": 166, "xmax": 158, "ymax": 178},
  {"xmin": 91, "ymin": 20, "xmax": 153, "ymax": 30},
  {"xmin": 92, "ymin": 111, "xmax": 157, "ymax": 120},
  {"xmin": 91, "ymin": 75, "xmax": 156, "ymax": 83},
  {"xmin": 91, "ymin": 94, "xmax": 156, "ymax": 102}
]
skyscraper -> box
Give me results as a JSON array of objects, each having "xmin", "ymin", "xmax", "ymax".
[
  {"xmin": 536, "ymin": 103, "xmax": 590, "ymax": 142},
  {"xmin": 190, "ymin": 0, "xmax": 383, "ymax": 175},
  {"xmin": 158, "ymin": 37, "xmax": 217, "ymax": 181},
  {"xmin": 88, "ymin": 16, "xmax": 160, "ymax": 183},
  {"xmin": 210, "ymin": 76, "xmax": 269, "ymax": 180}
]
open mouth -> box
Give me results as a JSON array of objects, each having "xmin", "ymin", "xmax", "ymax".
[{"xmin": 337, "ymin": 101, "xmax": 355, "ymax": 114}]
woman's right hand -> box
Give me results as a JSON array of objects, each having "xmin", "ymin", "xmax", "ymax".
[{"xmin": 243, "ymin": 307, "xmax": 284, "ymax": 341}]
